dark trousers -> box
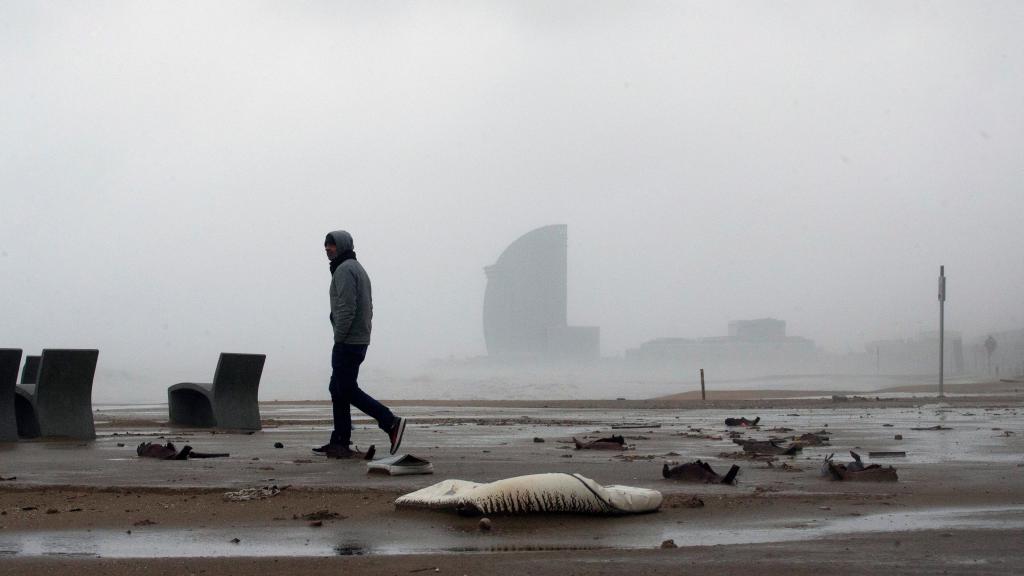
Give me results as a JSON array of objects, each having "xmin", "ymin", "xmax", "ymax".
[{"xmin": 329, "ymin": 343, "xmax": 395, "ymax": 446}]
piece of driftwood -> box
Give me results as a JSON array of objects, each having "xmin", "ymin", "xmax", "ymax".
[
  {"xmin": 868, "ymin": 451, "xmax": 906, "ymax": 458},
  {"xmin": 136, "ymin": 441, "xmax": 229, "ymax": 460},
  {"xmin": 822, "ymin": 452, "xmax": 898, "ymax": 482},
  {"xmin": 793, "ymin": 431, "xmax": 830, "ymax": 446},
  {"xmin": 733, "ymin": 438, "xmax": 802, "ymax": 455},
  {"xmin": 724, "ymin": 417, "xmax": 760, "ymax": 427},
  {"xmin": 574, "ymin": 435, "xmax": 627, "ymax": 450},
  {"xmin": 662, "ymin": 460, "xmax": 740, "ymax": 484}
]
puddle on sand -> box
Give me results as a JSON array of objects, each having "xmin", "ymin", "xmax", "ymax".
[
  {"xmin": 663, "ymin": 505, "xmax": 1024, "ymax": 548},
  {"xmin": 1, "ymin": 506, "xmax": 1022, "ymax": 558}
]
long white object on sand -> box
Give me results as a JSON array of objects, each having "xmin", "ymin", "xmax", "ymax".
[{"xmin": 395, "ymin": 473, "xmax": 662, "ymax": 515}]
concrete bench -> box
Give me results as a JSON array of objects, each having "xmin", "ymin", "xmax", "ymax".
[
  {"xmin": 14, "ymin": 349, "xmax": 99, "ymax": 440},
  {"xmin": 0, "ymin": 349, "xmax": 22, "ymax": 442},
  {"xmin": 20, "ymin": 355, "xmax": 40, "ymax": 384},
  {"xmin": 168, "ymin": 353, "xmax": 265, "ymax": 430}
]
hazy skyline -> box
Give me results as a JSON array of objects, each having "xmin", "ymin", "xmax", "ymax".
[{"xmin": 2, "ymin": 2, "xmax": 1022, "ymax": 401}]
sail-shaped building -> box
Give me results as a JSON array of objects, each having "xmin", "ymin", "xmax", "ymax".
[{"xmin": 483, "ymin": 225, "xmax": 599, "ymax": 361}]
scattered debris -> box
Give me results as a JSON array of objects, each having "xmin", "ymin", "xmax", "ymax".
[
  {"xmin": 767, "ymin": 461, "xmax": 801, "ymax": 472},
  {"xmin": 223, "ymin": 485, "xmax": 286, "ymax": 502},
  {"xmin": 611, "ymin": 423, "xmax": 661, "ymax": 429},
  {"xmin": 675, "ymin": 431, "xmax": 723, "ymax": 440},
  {"xmin": 274, "ymin": 442, "xmax": 284, "ymax": 449},
  {"xmin": 614, "ymin": 454, "xmax": 658, "ymax": 462},
  {"xmin": 894, "ymin": 434, "xmax": 903, "ymax": 440},
  {"xmin": 663, "ymin": 460, "xmax": 739, "ymax": 484},
  {"xmin": 831, "ymin": 395, "xmax": 848, "ymax": 402},
  {"xmin": 308, "ymin": 520, "xmax": 323, "ymax": 527},
  {"xmin": 132, "ymin": 519, "xmax": 157, "ymax": 526},
  {"xmin": 297, "ymin": 509, "xmax": 344, "ymax": 521},
  {"xmin": 733, "ymin": 439, "xmax": 802, "ymax": 455},
  {"xmin": 230, "ymin": 538, "xmax": 241, "ymax": 544},
  {"xmin": 0, "ymin": 476, "xmax": 16, "ymax": 481},
  {"xmin": 137, "ymin": 441, "xmax": 229, "ymax": 460},
  {"xmin": 137, "ymin": 442, "xmax": 190, "ymax": 460},
  {"xmin": 724, "ymin": 417, "xmax": 760, "ymax": 427},
  {"xmin": 910, "ymin": 425, "xmax": 952, "ymax": 431},
  {"xmin": 793, "ymin": 431, "xmax": 830, "ymax": 446},
  {"xmin": 868, "ymin": 451, "xmax": 906, "ymax": 458},
  {"xmin": 660, "ymin": 539, "xmax": 678, "ymax": 549},
  {"xmin": 822, "ymin": 452, "xmax": 898, "ymax": 482},
  {"xmin": 719, "ymin": 451, "xmax": 776, "ymax": 462},
  {"xmin": 367, "ymin": 454, "xmax": 433, "ymax": 476},
  {"xmin": 574, "ymin": 435, "xmax": 629, "ymax": 450},
  {"xmin": 533, "ymin": 437, "xmax": 545, "ymax": 443}
]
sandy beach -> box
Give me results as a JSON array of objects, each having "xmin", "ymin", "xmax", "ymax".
[{"xmin": 1, "ymin": 380, "xmax": 1022, "ymax": 575}]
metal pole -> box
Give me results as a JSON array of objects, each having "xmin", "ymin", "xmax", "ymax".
[
  {"xmin": 938, "ymin": 265, "xmax": 945, "ymax": 398},
  {"xmin": 700, "ymin": 368, "xmax": 706, "ymax": 401}
]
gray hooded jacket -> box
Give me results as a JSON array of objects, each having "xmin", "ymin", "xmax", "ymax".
[{"xmin": 327, "ymin": 230, "xmax": 372, "ymax": 345}]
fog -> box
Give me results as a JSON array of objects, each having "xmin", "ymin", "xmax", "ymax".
[{"xmin": 2, "ymin": 2, "xmax": 1022, "ymax": 402}]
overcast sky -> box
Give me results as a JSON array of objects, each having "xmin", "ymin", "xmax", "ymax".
[{"xmin": 2, "ymin": 2, "xmax": 1022, "ymax": 401}]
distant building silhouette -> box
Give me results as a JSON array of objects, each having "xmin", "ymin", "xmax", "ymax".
[
  {"xmin": 625, "ymin": 318, "xmax": 817, "ymax": 376},
  {"xmin": 483, "ymin": 225, "xmax": 599, "ymax": 361},
  {"xmin": 728, "ymin": 318, "xmax": 787, "ymax": 340}
]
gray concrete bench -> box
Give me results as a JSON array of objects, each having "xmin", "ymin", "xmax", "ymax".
[
  {"xmin": 168, "ymin": 353, "xmax": 265, "ymax": 430},
  {"xmin": 20, "ymin": 355, "xmax": 40, "ymax": 384},
  {"xmin": 14, "ymin": 349, "xmax": 99, "ymax": 440},
  {"xmin": 0, "ymin": 349, "xmax": 22, "ymax": 442}
]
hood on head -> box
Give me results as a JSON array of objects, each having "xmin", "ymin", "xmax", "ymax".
[{"xmin": 326, "ymin": 230, "xmax": 354, "ymax": 253}]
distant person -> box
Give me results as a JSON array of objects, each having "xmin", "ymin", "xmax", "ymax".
[{"xmin": 314, "ymin": 230, "xmax": 406, "ymax": 458}]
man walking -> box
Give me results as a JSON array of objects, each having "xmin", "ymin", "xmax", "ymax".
[{"xmin": 315, "ymin": 230, "xmax": 405, "ymax": 458}]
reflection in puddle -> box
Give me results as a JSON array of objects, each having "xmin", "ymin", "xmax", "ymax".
[
  {"xmin": 665, "ymin": 506, "xmax": 1024, "ymax": 547},
  {"xmin": 444, "ymin": 545, "xmax": 606, "ymax": 553},
  {"xmin": 0, "ymin": 506, "xmax": 1021, "ymax": 558}
]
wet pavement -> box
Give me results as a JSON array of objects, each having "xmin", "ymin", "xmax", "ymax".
[
  {"xmin": 1, "ymin": 401, "xmax": 1022, "ymax": 560},
  {"xmin": 2, "ymin": 505, "xmax": 1023, "ymax": 558},
  {"xmin": 2, "ymin": 402, "xmax": 1015, "ymax": 488}
]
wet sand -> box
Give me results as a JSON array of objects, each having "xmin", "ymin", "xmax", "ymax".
[{"xmin": 1, "ymin": 380, "xmax": 1022, "ymax": 575}]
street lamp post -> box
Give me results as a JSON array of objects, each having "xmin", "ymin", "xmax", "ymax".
[{"xmin": 938, "ymin": 266, "xmax": 946, "ymax": 398}]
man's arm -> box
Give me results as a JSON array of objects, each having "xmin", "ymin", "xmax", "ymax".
[{"xmin": 331, "ymin": 269, "xmax": 357, "ymax": 342}]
